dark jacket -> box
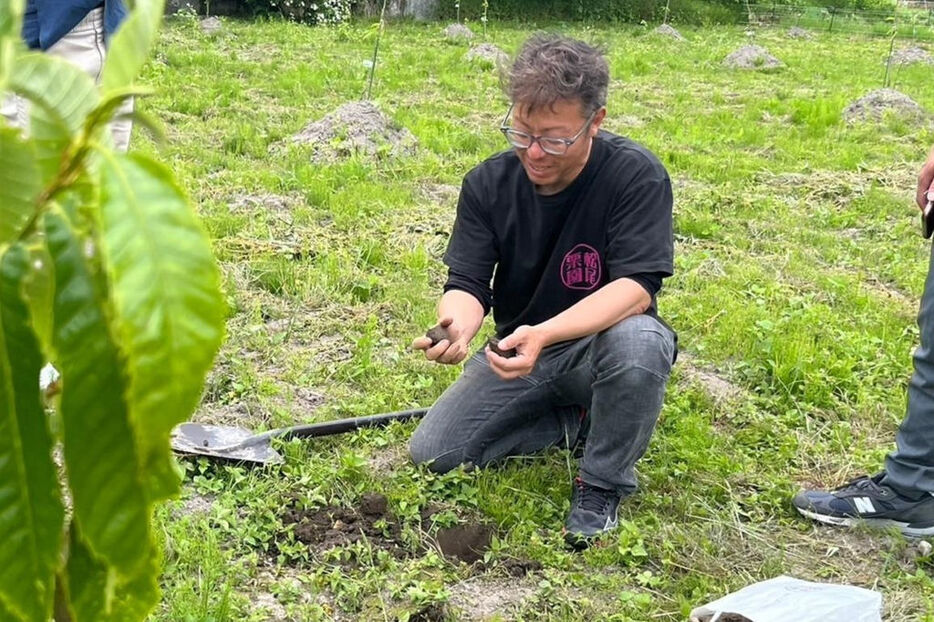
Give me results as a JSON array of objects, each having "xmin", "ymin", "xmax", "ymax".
[{"xmin": 22, "ymin": 0, "xmax": 127, "ymax": 50}]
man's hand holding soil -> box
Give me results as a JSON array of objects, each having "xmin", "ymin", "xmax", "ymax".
[{"xmin": 412, "ymin": 290, "xmax": 484, "ymax": 365}]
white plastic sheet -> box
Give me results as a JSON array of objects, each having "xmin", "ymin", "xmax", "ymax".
[{"xmin": 689, "ymin": 575, "xmax": 882, "ymax": 622}]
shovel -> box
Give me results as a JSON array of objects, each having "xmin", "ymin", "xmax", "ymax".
[{"xmin": 170, "ymin": 407, "xmax": 428, "ymax": 465}]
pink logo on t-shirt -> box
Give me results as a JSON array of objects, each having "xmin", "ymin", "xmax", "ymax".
[{"xmin": 560, "ymin": 244, "xmax": 602, "ymax": 290}]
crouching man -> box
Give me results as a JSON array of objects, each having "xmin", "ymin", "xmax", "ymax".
[{"xmin": 410, "ymin": 34, "xmax": 677, "ymax": 548}]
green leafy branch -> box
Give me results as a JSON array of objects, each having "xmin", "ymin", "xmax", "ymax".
[{"xmin": 0, "ymin": 1, "xmax": 225, "ymax": 620}]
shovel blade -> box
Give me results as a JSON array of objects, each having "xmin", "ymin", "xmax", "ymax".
[{"xmin": 170, "ymin": 423, "xmax": 283, "ymax": 465}]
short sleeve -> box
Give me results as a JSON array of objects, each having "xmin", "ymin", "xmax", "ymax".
[
  {"xmin": 442, "ymin": 175, "xmax": 498, "ymax": 284},
  {"xmin": 605, "ymin": 173, "xmax": 673, "ymax": 282}
]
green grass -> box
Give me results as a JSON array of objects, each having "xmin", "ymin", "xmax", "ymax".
[{"xmin": 146, "ymin": 14, "xmax": 934, "ymax": 620}]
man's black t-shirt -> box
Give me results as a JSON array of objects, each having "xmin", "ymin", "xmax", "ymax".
[{"xmin": 443, "ymin": 130, "xmax": 674, "ymax": 338}]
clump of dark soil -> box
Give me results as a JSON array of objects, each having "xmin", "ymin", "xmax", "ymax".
[
  {"xmin": 787, "ymin": 26, "xmax": 813, "ymax": 39},
  {"xmin": 281, "ymin": 492, "xmax": 408, "ymax": 558},
  {"xmin": 843, "ymin": 89, "xmax": 926, "ymax": 124},
  {"xmin": 426, "ymin": 323, "xmax": 452, "ymax": 346},
  {"xmin": 465, "ymin": 42, "xmax": 509, "ymax": 67},
  {"xmin": 290, "ymin": 100, "xmax": 417, "ymax": 162},
  {"xmin": 435, "ymin": 523, "xmax": 495, "ymax": 564},
  {"xmin": 443, "ymin": 23, "xmax": 474, "ymax": 41},
  {"xmin": 486, "ymin": 337, "xmax": 516, "ymax": 358},
  {"xmin": 694, "ymin": 614, "xmax": 753, "ymax": 622},
  {"xmin": 890, "ymin": 46, "xmax": 934, "ymax": 66},
  {"xmin": 497, "ymin": 557, "xmax": 543, "ymax": 577},
  {"xmin": 723, "ymin": 45, "xmax": 783, "ymax": 70},
  {"xmin": 409, "ymin": 602, "xmax": 448, "ymax": 622},
  {"xmin": 280, "ymin": 494, "xmax": 520, "ymax": 575},
  {"xmin": 654, "ymin": 23, "xmax": 685, "ymax": 41}
]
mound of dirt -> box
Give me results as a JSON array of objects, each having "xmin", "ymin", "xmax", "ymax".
[
  {"xmin": 787, "ymin": 26, "xmax": 813, "ymax": 39},
  {"xmin": 200, "ymin": 16, "xmax": 221, "ymax": 34},
  {"xmin": 466, "ymin": 42, "xmax": 509, "ymax": 67},
  {"xmin": 281, "ymin": 492, "xmax": 408, "ymax": 558},
  {"xmin": 843, "ymin": 89, "xmax": 926, "ymax": 123},
  {"xmin": 889, "ymin": 46, "xmax": 934, "ymax": 66},
  {"xmin": 654, "ymin": 23, "xmax": 686, "ymax": 41},
  {"xmin": 444, "ymin": 23, "xmax": 474, "ymax": 41},
  {"xmin": 723, "ymin": 45, "xmax": 783, "ymax": 70},
  {"xmin": 291, "ymin": 100, "xmax": 417, "ymax": 162}
]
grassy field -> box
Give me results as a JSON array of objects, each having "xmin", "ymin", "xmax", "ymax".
[{"xmin": 145, "ymin": 15, "xmax": 934, "ymax": 621}]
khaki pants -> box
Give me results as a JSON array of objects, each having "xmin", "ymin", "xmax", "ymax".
[{"xmin": 2, "ymin": 6, "xmax": 132, "ymax": 152}]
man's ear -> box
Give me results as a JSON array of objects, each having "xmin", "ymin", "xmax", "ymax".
[{"xmin": 590, "ymin": 107, "xmax": 607, "ymax": 136}]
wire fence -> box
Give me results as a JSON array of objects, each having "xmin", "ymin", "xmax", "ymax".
[{"xmin": 746, "ymin": 3, "xmax": 934, "ymax": 41}]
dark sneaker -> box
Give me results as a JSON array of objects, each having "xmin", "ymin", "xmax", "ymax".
[
  {"xmin": 564, "ymin": 477, "xmax": 621, "ymax": 549},
  {"xmin": 792, "ymin": 473, "xmax": 934, "ymax": 537}
]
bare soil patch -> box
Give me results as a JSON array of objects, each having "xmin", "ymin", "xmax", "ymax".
[
  {"xmin": 277, "ymin": 493, "xmax": 509, "ymax": 572},
  {"xmin": 448, "ymin": 577, "xmax": 536, "ymax": 621},
  {"xmin": 366, "ymin": 444, "xmax": 408, "ymax": 475},
  {"xmin": 280, "ymin": 492, "xmax": 410, "ymax": 559},
  {"xmin": 677, "ymin": 353, "xmax": 744, "ymax": 405},
  {"xmin": 251, "ymin": 592, "xmax": 287, "ymax": 621},
  {"xmin": 723, "ymin": 45, "xmax": 783, "ymax": 70},
  {"xmin": 291, "ymin": 100, "xmax": 417, "ymax": 162},
  {"xmin": 418, "ymin": 182, "xmax": 460, "ymax": 206}
]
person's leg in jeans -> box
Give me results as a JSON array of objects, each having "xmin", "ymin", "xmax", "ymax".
[
  {"xmin": 410, "ymin": 313, "xmax": 675, "ymax": 545},
  {"xmin": 408, "ymin": 350, "xmax": 584, "ymax": 473},
  {"xmin": 46, "ymin": 7, "xmax": 133, "ymax": 152},
  {"xmin": 7, "ymin": 8, "xmax": 133, "ymax": 149},
  {"xmin": 566, "ymin": 314, "xmax": 675, "ymax": 495},
  {"xmin": 884, "ymin": 241, "xmax": 934, "ymax": 496},
  {"xmin": 550, "ymin": 313, "xmax": 674, "ymax": 545},
  {"xmin": 793, "ymin": 242, "xmax": 934, "ymax": 537},
  {"xmin": 10, "ymin": 7, "xmax": 135, "ymax": 398}
]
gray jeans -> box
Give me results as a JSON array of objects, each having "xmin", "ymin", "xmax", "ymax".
[
  {"xmin": 885, "ymin": 241, "xmax": 934, "ymax": 496},
  {"xmin": 409, "ymin": 314, "xmax": 676, "ymax": 494}
]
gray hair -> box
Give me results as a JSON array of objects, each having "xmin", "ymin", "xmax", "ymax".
[{"xmin": 507, "ymin": 34, "xmax": 609, "ymax": 116}]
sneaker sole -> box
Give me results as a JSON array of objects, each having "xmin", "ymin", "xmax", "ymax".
[{"xmin": 795, "ymin": 505, "xmax": 934, "ymax": 538}]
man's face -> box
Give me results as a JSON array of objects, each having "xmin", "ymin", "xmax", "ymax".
[{"xmin": 510, "ymin": 98, "xmax": 605, "ymax": 195}]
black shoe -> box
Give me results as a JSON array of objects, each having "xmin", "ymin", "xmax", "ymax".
[
  {"xmin": 792, "ymin": 472, "xmax": 934, "ymax": 537},
  {"xmin": 564, "ymin": 477, "xmax": 621, "ymax": 549}
]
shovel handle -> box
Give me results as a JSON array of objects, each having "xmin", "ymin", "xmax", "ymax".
[
  {"xmin": 273, "ymin": 408, "xmax": 429, "ymax": 441},
  {"xmin": 215, "ymin": 407, "xmax": 430, "ymax": 452}
]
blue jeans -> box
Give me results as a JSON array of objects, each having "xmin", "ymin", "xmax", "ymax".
[
  {"xmin": 409, "ymin": 314, "xmax": 676, "ymax": 494},
  {"xmin": 884, "ymin": 241, "xmax": 934, "ymax": 495}
]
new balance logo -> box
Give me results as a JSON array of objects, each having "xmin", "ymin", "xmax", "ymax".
[{"xmin": 853, "ymin": 497, "xmax": 876, "ymax": 514}]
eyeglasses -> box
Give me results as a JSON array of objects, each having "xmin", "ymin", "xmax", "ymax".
[{"xmin": 499, "ymin": 104, "xmax": 598, "ymax": 156}]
